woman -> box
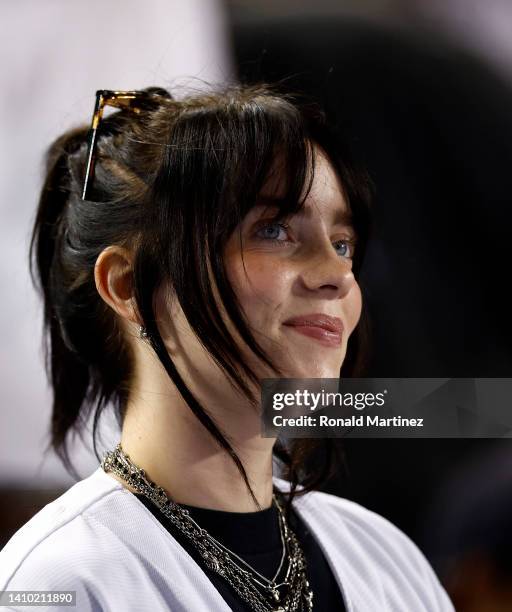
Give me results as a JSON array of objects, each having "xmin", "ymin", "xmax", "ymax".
[{"xmin": 0, "ymin": 84, "xmax": 454, "ymax": 611}]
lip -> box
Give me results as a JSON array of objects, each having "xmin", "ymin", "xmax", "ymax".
[{"xmin": 282, "ymin": 313, "xmax": 344, "ymax": 347}]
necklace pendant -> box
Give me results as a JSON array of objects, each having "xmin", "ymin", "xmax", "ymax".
[{"xmin": 201, "ymin": 550, "xmax": 220, "ymax": 573}]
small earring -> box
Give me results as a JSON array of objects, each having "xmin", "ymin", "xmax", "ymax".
[{"xmin": 139, "ymin": 325, "xmax": 149, "ymax": 340}]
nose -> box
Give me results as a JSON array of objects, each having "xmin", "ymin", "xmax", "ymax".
[{"xmin": 298, "ymin": 241, "xmax": 356, "ymax": 298}]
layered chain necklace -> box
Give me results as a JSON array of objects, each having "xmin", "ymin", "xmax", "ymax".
[{"xmin": 101, "ymin": 443, "xmax": 314, "ymax": 612}]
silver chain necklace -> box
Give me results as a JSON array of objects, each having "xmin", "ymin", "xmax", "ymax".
[{"xmin": 101, "ymin": 443, "xmax": 314, "ymax": 612}]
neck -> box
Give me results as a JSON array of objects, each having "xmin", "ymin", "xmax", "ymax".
[{"xmin": 113, "ymin": 386, "xmax": 276, "ymax": 513}]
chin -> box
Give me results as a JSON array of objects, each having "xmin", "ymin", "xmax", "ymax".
[{"xmin": 283, "ymin": 360, "xmax": 343, "ymax": 379}]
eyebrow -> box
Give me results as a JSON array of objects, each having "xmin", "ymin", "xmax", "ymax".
[{"xmin": 255, "ymin": 195, "xmax": 354, "ymax": 226}]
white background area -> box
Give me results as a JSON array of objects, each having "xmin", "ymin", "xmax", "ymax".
[{"xmin": 0, "ymin": 0, "xmax": 232, "ymax": 487}]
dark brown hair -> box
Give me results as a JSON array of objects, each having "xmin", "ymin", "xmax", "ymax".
[{"xmin": 28, "ymin": 82, "xmax": 373, "ymax": 512}]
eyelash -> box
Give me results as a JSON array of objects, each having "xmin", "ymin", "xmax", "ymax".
[{"xmin": 255, "ymin": 221, "xmax": 357, "ymax": 259}]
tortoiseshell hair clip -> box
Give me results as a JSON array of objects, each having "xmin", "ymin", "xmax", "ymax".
[{"xmin": 81, "ymin": 89, "xmax": 148, "ymax": 201}]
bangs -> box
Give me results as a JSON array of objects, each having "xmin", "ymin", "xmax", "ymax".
[{"xmin": 148, "ymin": 89, "xmax": 318, "ymax": 252}]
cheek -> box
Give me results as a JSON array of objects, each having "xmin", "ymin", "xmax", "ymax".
[
  {"xmin": 346, "ymin": 282, "xmax": 363, "ymax": 335},
  {"xmin": 227, "ymin": 254, "xmax": 291, "ymax": 320}
]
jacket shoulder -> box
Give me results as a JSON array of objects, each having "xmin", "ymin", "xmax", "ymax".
[
  {"xmin": 274, "ymin": 479, "xmax": 455, "ymax": 611},
  {"xmin": 0, "ymin": 469, "xmax": 124, "ymax": 611},
  {"xmin": 305, "ymin": 489, "xmax": 429, "ymax": 567}
]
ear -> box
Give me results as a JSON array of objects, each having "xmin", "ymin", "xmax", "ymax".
[{"xmin": 94, "ymin": 245, "xmax": 139, "ymax": 325}]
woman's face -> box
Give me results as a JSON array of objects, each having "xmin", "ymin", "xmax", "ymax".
[{"xmin": 222, "ymin": 143, "xmax": 362, "ymax": 380}]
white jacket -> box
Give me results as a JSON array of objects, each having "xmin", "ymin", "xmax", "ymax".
[{"xmin": 0, "ymin": 466, "xmax": 454, "ymax": 611}]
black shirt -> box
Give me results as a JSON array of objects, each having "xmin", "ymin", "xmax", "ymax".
[{"xmin": 133, "ymin": 492, "xmax": 346, "ymax": 611}]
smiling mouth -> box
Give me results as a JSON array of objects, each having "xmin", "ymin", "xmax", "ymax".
[{"xmin": 282, "ymin": 324, "xmax": 343, "ymax": 347}]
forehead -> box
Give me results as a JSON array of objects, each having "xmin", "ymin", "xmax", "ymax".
[
  {"xmin": 305, "ymin": 145, "xmax": 349, "ymax": 217},
  {"xmin": 257, "ymin": 143, "xmax": 352, "ymax": 224}
]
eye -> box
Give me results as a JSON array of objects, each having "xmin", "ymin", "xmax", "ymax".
[
  {"xmin": 334, "ymin": 238, "xmax": 356, "ymax": 259},
  {"xmin": 255, "ymin": 222, "xmax": 291, "ymax": 243}
]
